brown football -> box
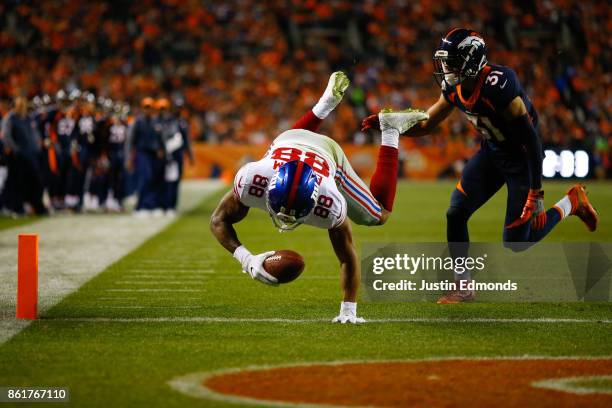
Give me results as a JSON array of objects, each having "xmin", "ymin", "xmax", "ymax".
[{"xmin": 263, "ymin": 250, "xmax": 305, "ymax": 284}]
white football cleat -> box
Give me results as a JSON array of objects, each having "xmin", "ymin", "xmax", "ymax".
[
  {"xmin": 331, "ymin": 314, "xmax": 366, "ymax": 324},
  {"xmin": 378, "ymin": 108, "xmax": 429, "ymax": 134},
  {"xmin": 320, "ymin": 71, "xmax": 350, "ymax": 106}
]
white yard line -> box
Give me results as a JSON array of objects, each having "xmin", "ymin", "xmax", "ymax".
[
  {"xmin": 104, "ymin": 289, "xmax": 205, "ymax": 293},
  {"xmin": 128, "ymin": 267, "xmax": 213, "ymax": 270},
  {"xmin": 0, "ymin": 180, "xmax": 224, "ymax": 344},
  {"xmin": 124, "ymin": 270, "xmax": 215, "ymax": 274},
  {"xmin": 104, "ymin": 306, "xmax": 204, "ymax": 309},
  {"xmin": 114, "ymin": 281, "xmax": 205, "ymax": 284},
  {"xmin": 38, "ymin": 317, "xmax": 612, "ymax": 324},
  {"xmin": 118, "ymin": 275, "xmax": 207, "ymax": 279}
]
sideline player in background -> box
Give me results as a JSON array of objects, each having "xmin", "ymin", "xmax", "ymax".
[
  {"xmin": 126, "ymin": 97, "xmax": 166, "ymax": 217},
  {"xmin": 210, "ymin": 72, "xmax": 428, "ymax": 323},
  {"xmin": 158, "ymin": 97, "xmax": 193, "ymax": 217},
  {"xmin": 362, "ymin": 28, "xmax": 599, "ymax": 303}
]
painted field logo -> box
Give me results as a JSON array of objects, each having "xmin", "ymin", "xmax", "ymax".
[{"xmin": 169, "ymin": 357, "xmax": 612, "ymax": 407}]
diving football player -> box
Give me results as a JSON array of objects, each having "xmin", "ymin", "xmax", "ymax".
[{"xmin": 210, "ymin": 72, "xmax": 428, "ymax": 322}]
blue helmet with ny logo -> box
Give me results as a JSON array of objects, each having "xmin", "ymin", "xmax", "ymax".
[
  {"xmin": 434, "ymin": 28, "xmax": 488, "ymax": 89},
  {"xmin": 266, "ymin": 160, "xmax": 319, "ymax": 232}
]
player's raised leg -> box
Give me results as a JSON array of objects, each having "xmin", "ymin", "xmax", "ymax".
[
  {"xmin": 291, "ymin": 71, "xmax": 349, "ymax": 131},
  {"xmin": 554, "ymin": 184, "xmax": 598, "ymax": 232},
  {"xmin": 336, "ymin": 108, "xmax": 428, "ymax": 226},
  {"xmin": 504, "ymin": 182, "xmax": 598, "ymax": 245}
]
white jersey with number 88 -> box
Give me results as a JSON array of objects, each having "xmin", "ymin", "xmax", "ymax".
[{"xmin": 233, "ymin": 129, "xmax": 348, "ymax": 230}]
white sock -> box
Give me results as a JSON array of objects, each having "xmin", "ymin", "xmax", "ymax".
[
  {"xmin": 340, "ymin": 301, "xmax": 357, "ymax": 315},
  {"xmin": 554, "ymin": 196, "xmax": 572, "ymax": 219},
  {"xmin": 312, "ymin": 97, "xmax": 335, "ymax": 119},
  {"xmin": 381, "ymin": 128, "xmax": 400, "ymax": 149}
]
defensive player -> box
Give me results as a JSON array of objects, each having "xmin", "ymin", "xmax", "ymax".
[
  {"xmin": 210, "ymin": 72, "xmax": 427, "ymax": 323},
  {"xmin": 362, "ymin": 28, "xmax": 599, "ymax": 303}
]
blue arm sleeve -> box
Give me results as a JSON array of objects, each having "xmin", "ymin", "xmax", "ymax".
[{"xmin": 511, "ymin": 114, "xmax": 542, "ymax": 190}]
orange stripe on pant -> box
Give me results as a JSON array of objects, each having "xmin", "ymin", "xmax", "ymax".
[
  {"xmin": 48, "ymin": 148, "xmax": 58, "ymax": 174},
  {"xmin": 456, "ymin": 180, "xmax": 468, "ymax": 196}
]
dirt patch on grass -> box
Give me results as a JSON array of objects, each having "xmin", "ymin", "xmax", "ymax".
[{"xmin": 205, "ymin": 358, "xmax": 612, "ymax": 407}]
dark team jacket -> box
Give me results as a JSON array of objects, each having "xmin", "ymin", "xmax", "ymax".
[
  {"xmin": 442, "ymin": 64, "xmax": 539, "ymax": 155},
  {"xmin": 131, "ymin": 116, "xmax": 165, "ymax": 153}
]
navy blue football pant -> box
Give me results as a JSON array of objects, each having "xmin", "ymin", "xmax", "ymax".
[
  {"xmin": 447, "ymin": 144, "xmax": 561, "ymax": 252},
  {"xmin": 94, "ymin": 150, "xmax": 125, "ymax": 205},
  {"xmin": 163, "ymin": 152, "xmax": 183, "ymax": 211},
  {"xmin": 66, "ymin": 147, "xmax": 90, "ymax": 209},
  {"xmin": 135, "ymin": 151, "xmax": 164, "ymax": 210},
  {"xmin": 108, "ymin": 150, "xmax": 125, "ymax": 203}
]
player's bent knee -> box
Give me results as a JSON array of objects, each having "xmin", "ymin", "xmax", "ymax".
[
  {"xmin": 502, "ymin": 237, "xmax": 533, "ymax": 252},
  {"xmin": 446, "ymin": 206, "xmax": 470, "ymax": 225},
  {"xmin": 377, "ymin": 210, "xmax": 390, "ymax": 225},
  {"xmin": 503, "ymin": 241, "xmax": 523, "ymax": 252}
]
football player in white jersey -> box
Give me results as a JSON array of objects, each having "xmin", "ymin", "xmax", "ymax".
[{"xmin": 210, "ymin": 72, "xmax": 427, "ymax": 323}]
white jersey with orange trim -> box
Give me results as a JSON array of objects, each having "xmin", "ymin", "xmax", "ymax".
[{"xmin": 233, "ymin": 129, "xmax": 383, "ymax": 229}]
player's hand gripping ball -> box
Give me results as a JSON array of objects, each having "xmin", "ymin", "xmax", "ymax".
[{"xmin": 263, "ymin": 250, "xmax": 305, "ymax": 283}]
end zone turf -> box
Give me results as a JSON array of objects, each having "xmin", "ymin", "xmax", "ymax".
[{"xmin": 170, "ymin": 357, "xmax": 612, "ymax": 407}]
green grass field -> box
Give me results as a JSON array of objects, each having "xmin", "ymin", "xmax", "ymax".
[
  {"xmin": 0, "ymin": 216, "xmax": 39, "ymax": 232},
  {"xmin": 0, "ymin": 181, "xmax": 610, "ymax": 407}
]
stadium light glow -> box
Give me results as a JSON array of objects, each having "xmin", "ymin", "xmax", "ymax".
[{"xmin": 542, "ymin": 150, "xmax": 589, "ymax": 178}]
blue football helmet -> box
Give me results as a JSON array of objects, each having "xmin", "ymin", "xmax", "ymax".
[
  {"xmin": 266, "ymin": 160, "xmax": 319, "ymax": 232},
  {"xmin": 434, "ymin": 28, "xmax": 487, "ymax": 89}
]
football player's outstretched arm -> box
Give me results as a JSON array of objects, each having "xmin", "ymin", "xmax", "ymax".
[
  {"xmin": 210, "ymin": 190, "xmax": 249, "ymax": 253},
  {"xmin": 503, "ymin": 96, "xmax": 542, "ymax": 190},
  {"xmin": 210, "ymin": 190, "xmax": 278, "ymax": 286},
  {"xmin": 328, "ymin": 219, "xmax": 359, "ymax": 302},
  {"xmin": 328, "ymin": 219, "xmax": 365, "ymax": 323},
  {"xmin": 361, "ymin": 94, "xmax": 454, "ymax": 137},
  {"xmin": 504, "ymin": 96, "xmax": 546, "ymax": 229}
]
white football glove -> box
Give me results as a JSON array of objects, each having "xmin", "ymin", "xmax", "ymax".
[
  {"xmin": 312, "ymin": 71, "xmax": 350, "ymax": 119},
  {"xmin": 233, "ymin": 246, "xmax": 278, "ymax": 286},
  {"xmin": 331, "ymin": 301, "xmax": 366, "ymax": 324},
  {"xmin": 378, "ymin": 108, "xmax": 429, "ymax": 134}
]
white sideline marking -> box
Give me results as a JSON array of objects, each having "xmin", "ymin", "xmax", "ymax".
[
  {"xmin": 125, "ymin": 273, "xmax": 204, "ymax": 279},
  {"xmin": 136, "ymin": 261, "xmax": 214, "ymax": 265},
  {"xmin": 167, "ymin": 356, "xmax": 612, "ymax": 407},
  {"xmin": 0, "ymin": 180, "xmax": 224, "ymax": 344},
  {"xmin": 114, "ymin": 281, "xmax": 204, "ymax": 285},
  {"xmin": 40, "ymin": 317, "xmax": 612, "ymax": 324},
  {"xmin": 98, "ymin": 297, "xmax": 138, "ymax": 301},
  {"xmin": 105, "ymin": 306, "xmax": 204, "ymax": 310},
  {"xmin": 96, "ymin": 297, "xmax": 203, "ymax": 302},
  {"xmin": 125, "ymin": 269, "xmax": 214, "ymax": 273},
  {"xmin": 532, "ymin": 375, "xmax": 612, "ymax": 395},
  {"xmin": 105, "ymin": 289, "xmax": 204, "ymax": 293}
]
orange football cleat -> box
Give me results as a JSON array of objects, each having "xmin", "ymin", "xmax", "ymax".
[{"xmin": 566, "ymin": 184, "xmax": 598, "ymax": 232}]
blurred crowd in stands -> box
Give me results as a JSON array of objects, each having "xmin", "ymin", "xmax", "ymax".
[
  {"xmin": 0, "ymin": 0, "xmax": 609, "ymax": 215},
  {"xmin": 0, "ymin": 92, "xmax": 192, "ymax": 216}
]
